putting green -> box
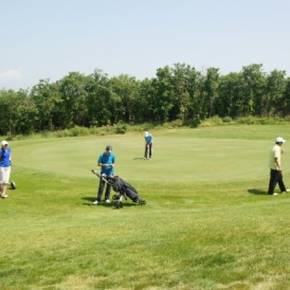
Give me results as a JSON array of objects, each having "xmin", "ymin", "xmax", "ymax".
[{"xmin": 13, "ymin": 128, "xmax": 289, "ymax": 183}]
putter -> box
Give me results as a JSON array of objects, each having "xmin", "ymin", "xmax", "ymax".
[{"xmin": 91, "ymin": 169, "xmax": 109, "ymax": 184}]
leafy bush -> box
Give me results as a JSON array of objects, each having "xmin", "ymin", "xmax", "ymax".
[
  {"xmin": 237, "ymin": 116, "xmax": 257, "ymax": 125},
  {"xmin": 236, "ymin": 116, "xmax": 288, "ymax": 125},
  {"xmin": 114, "ymin": 123, "xmax": 127, "ymax": 134},
  {"xmin": 199, "ymin": 116, "xmax": 223, "ymax": 127},
  {"xmin": 222, "ymin": 116, "xmax": 232, "ymax": 123},
  {"xmin": 163, "ymin": 119, "xmax": 184, "ymax": 129},
  {"xmin": 3, "ymin": 116, "xmax": 290, "ymax": 141},
  {"xmin": 54, "ymin": 129, "xmax": 71, "ymax": 138},
  {"xmin": 5, "ymin": 134, "xmax": 14, "ymax": 141},
  {"xmin": 190, "ymin": 116, "xmax": 201, "ymax": 128},
  {"xmin": 70, "ymin": 126, "xmax": 90, "ymax": 136}
]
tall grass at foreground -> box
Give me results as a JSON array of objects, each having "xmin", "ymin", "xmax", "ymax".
[
  {"xmin": 1, "ymin": 125, "xmax": 290, "ymax": 289},
  {"xmin": 2, "ymin": 116, "xmax": 290, "ymax": 141}
]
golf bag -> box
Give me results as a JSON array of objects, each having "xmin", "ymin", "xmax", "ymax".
[{"xmin": 91, "ymin": 170, "xmax": 146, "ymax": 208}]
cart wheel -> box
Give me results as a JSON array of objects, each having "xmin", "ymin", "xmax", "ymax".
[
  {"xmin": 10, "ymin": 181, "xmax": 16, "ymax": 190},
  {"xmin": 139, "ymin": 199, "xmax": 146, "ymax": 206}
]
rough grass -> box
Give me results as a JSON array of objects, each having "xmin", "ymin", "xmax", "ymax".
[{"xmin": 1, "ymin": 125, "xmax": 290, "ymax": 289}]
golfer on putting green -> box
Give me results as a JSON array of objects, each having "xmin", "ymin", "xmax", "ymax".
[
  {"xmin": 0, "ymin": 140, "xmax": 12, "ymax": 198},
  {"xmin": 268, "ymin": 137, "xmax": 289, "ymax": 195},
  {"xmin": 93, "ymin": 145, "xmax": 115, "ymax": 205},
  {"xmin": 144, "ymin": 131, "xmax": 153, "ymax": 160}
]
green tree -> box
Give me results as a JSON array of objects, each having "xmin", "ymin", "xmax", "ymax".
[
  {"xmin": 31, "ymin": 80, "xmax": 61, "ymax": 131},
  {"xmin": 110, "ymin": 75, "xmax": 139, "ymax": 123},
  {"xmin": 85, "ymin": 70, "xmax": 117, "ymax": 126},
  {"xmin": 0, "ymin": 89, "xmax": 37, "ymax": 135},
  {"xmin": 264, "ymin": 70, "xmax": 287, "ymax": 116},
  {"xmin": 169, "ymin": 64, "xmax": 202, "ymax": 124},
  {"xmin": 0, "ymin": 90, "xmax": 17, "ymax": 135},
  {"xmin": 134, "ymin": 78, "xmax": 155, "ymax": 123},
  {"xmin": 283, "ymin": 77, "xmax": 290, "ymax": 116},
  {"xmin": 200, "ymin": 68, "xmax": 220, "ymax": 118},
  {"xmin": 151, "ymin": 66, "xmax": 174, "ymax": 122},
  {"xmin": 216, "ymin": 72, "xmax": 244, "ymax": 117},
  {"xmin": 56, "ymin": 72, "xmax": 89, "ymax": 128},
  {"xmin": 240, "ymin": 64, "xmax": 266, "ymax": 116}
]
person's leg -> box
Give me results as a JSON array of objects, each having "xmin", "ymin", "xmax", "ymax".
[
  {"xmin": 0, "ymin": 167, "xmax": 9, "ymax": 197},
  {"xmin": 2, "ymin": 167, "xmax": 11, "ymax": 197},
  {"xmin": 144, "ymin": 144, "xmax": 148, "ymax": 159},
  {"xmin": 277, "ymin": 171, "xmax": 287, "ymax": 192},
  {"xmin": 96, "ymin": 179, "xmax": 105, "ymax": 201},
  {"xmin": 268, "ymin": 169, "xmax": 279, "ymax": 195},
  {"xmin": 104, "ymin": 184, "xmax": 111, "ymax": 201},
  {"xmin": 0, "ymin": 167, "xmax": 3, "ymax": 195},
  {"xmin": 149, "ymin": 143, "xmax": 152, "ymax": 159},
  {"xmin": 1, "ymin": 184, "xmax": 8, "ymax": 197}
]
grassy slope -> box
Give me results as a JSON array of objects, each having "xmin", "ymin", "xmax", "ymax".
[{"xmin": 1, "ymin": 125, "xmax": 290, "ymax": 290}]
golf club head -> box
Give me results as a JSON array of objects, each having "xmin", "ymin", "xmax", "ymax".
[{"xmin": 91, "ymin": 169, "xmax": 98, "ymax": 176}]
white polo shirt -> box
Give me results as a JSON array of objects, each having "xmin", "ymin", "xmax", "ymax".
[{"xmin": 269, "ymin": 144, "xmax": 282, "ymax": 170}]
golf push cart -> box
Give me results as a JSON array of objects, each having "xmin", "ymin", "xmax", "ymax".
[{"xmin": 91, "ymin": 170, "xmax": 146, "ymax": 208}]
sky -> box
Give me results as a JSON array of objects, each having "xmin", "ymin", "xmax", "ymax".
[{"xmin": 1, "ymin": 0, "xmax": 290, "ymax": 89}]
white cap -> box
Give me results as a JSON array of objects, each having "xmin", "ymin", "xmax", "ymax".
[
  {"xmin": 1, "ymin": 140, "xmax": 8, "ymax": 146},
  {"xmin": 276, "ymin": 137, "xmax": 286, "ymax": 143},
  {"xmin": 144, "ymin": 131, "xmax": 149, "ymax": 137}
]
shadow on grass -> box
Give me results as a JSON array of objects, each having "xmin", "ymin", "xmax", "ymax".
[
  {"xmin": 82, "ymin": 196, "xmax": 96, "ymax": 202},
  {"xmin": 248, "ymin": 188, "xmax": 268, "ymax": 195},
  {"xmin": 133, "ymin": 157, "xmax": 145, "ymax": 160},
  {"xmin": 81, "ymin": 196, "xmax": 141, "ymax": 208}
]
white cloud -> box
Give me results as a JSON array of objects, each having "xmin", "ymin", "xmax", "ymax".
[{"xmin": 0, "ymin": 67, "xmax": 23, "ymax": 80}]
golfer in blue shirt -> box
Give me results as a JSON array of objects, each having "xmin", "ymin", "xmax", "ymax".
[
  {"xmin": 93, "ymin": 145, "xmax": 116, "ymax": 205},
  {"xmin": 144, "ymin": 131, "xmax": 153, "ymax": 160},
  {"xmin": 0, "ymin": 140, "xmax": 12, "ymax": 198}
]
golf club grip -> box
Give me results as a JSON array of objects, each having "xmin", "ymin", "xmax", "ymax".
[{"xmin": 91, "ymin": 169, "xmax": 109, "ymax": 184}]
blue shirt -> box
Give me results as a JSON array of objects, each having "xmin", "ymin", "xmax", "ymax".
[
  {"xmin": 144, "ymin": 134, "xmax": 153, "ymax": 144},
  {"xmin": 98, "ymin": 152, "xmax": 115, "ymax": 176},
  {"xmin": 0, "ymin": 148, "xmax": 12, "ymax": 167}
]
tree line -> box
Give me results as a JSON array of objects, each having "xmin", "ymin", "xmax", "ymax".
[{"xmin": 0, "ymin": 63, "xmax": 290, "ymax": 135}]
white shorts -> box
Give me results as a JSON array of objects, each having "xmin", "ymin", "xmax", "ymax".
[{"xmin": 0, "ymin": 167, "xmax": 11, "ymax": 184}]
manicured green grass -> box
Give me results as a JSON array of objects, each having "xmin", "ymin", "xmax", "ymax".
[{"xmin": 1, "ymin": 125, "xmax": 290, "ymax": 289}]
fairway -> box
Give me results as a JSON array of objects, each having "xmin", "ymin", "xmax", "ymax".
[{"xmin": 1, "ymin": 125, "xmax": 290, "ymax": 289}]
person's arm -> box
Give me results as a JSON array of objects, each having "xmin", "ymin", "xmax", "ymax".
[
  {"xmin": 273, "ymin": 147, "xmax": 281, "ymax": 170},
  {"xmin": 98, "ymin": 162, "xmax": 109, "ymax": 168},
  {"xmin": 111, "ymin": 156, "xmax": 115, "ymax": 167},
  {"xmin": 9, "ymin": 150, "xmax": 12, "ymax": 166},
  {"xmin": 274, "ymin": 157, "xmax": 281, "ymax": 171},
  {"xmin": 98, "ymin": 155, "xmax": 105, "ymax": 168},
  {"xmin": 102, "ymin": 156, "xmax": 115, "ymax": 168},
  {"xmin": 98, "ymin": 156, "xmax": 114, "ymax": 168}
]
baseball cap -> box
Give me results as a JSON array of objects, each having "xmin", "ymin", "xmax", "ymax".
[
  {"xmin": 144, "ymin": 131, "xmax": 149, "ymax": 137},
  {"xmin": 105, "ymin": 145, "xmax": 112, "ymax": 151},
  {"xmin": 276, "ymin": 137, "xmax": 286, "ymax": 143},
  {"xmin": 1, "ymin": 140, "xmax": 8, "ymax": 146}
]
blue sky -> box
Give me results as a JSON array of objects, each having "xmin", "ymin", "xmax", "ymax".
[{"xmin": 1, "ymin": 0, "xmax": 290, "ymax": 89}]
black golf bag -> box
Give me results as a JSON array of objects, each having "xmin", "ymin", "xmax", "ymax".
[{"xmin": 92, "ymin": 170, "xmax": 146, "ymax": 208}]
